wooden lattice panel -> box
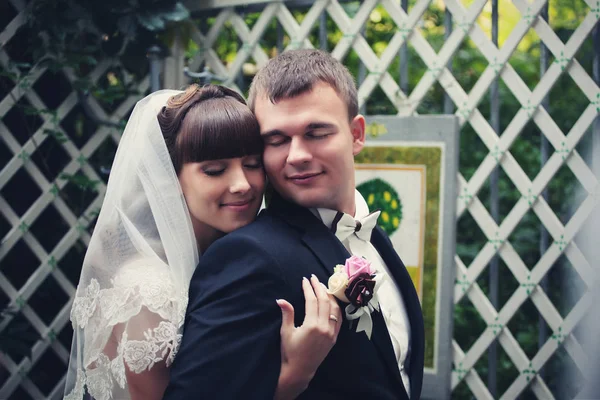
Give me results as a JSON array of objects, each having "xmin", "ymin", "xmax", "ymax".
[{"xmin": 0, "ymin": 0, "xmax": 149, "ymax": 398}]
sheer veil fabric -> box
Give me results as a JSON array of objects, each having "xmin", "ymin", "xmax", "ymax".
[{"xmin": 64, "ymin": 90, "xmax": 200, "ymax": 400}]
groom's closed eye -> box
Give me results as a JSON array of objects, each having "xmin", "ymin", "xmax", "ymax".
[{"xmin": 306, "ymin": 130, "xmax": 333, "ymax": 139}]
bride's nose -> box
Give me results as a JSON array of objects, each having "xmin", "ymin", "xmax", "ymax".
[{"xmin": 229, "ymin": 165, "xmax": 251, "ymax": 194}]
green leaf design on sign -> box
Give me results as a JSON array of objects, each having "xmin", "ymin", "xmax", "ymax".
[{"xmin": 357, "ymin": 178, "xmax": 402, "ymax": 235}]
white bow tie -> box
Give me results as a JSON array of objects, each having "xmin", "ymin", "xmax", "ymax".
[{"xmin": 330, "ymin": 210, "xmax": 381, "ymax": 242}]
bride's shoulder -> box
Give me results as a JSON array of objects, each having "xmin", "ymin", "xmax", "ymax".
[
  {"xmin": 111, "ymin": 257, "xmax": 183, "ymax": 316},
  {"xmin": 113, "ymin": 257, "xmax": 171, "ymax": 286}
]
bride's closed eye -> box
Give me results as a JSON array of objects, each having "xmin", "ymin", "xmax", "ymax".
[
  {"xmin": 201, "ymin": 162, "xmax": 226, "ymax": 177},
  {"xmin": 200, "ymin": 157, "xmax": 262, "ymax": 177},
  {"xmin": 203, "ymin": 169, "xmax": 225, "ymax": 176}
]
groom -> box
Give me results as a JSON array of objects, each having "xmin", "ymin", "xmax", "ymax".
[{"xmin": 164, "ymin": 49, "xmax": 424, "ymax": 399}]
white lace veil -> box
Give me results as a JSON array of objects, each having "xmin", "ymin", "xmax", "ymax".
[{"xmin": 64, "ymin": 90, "xmax": 199, "ymax": 400}]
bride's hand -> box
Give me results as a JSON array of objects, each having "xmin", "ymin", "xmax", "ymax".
[{"xmin": 274, "ymin": 275, "xmax": 342, "ymax": 400}]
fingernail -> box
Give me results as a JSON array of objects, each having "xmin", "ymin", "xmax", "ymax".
[
  {"xmin": 311, "ymin": 274, "xmax": 317, "ymax": 279},
  {"xmin": 276, "ymin": 299, "xmax": 283, "ymax": 305},
  {"xmin": 303, "ymin": 277, "xmax": 308, "ymax": 282}
]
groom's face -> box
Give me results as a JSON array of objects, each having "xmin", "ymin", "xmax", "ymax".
[{"xmin": 255, "ymin": 82, "xmax": 365, "ymax": 214}]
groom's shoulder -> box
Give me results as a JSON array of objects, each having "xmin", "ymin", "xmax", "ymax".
[
  {"xmin": 224, "ymin": 209, "xmax": 293, "ymax": 242},
  {"xmin": 206, "ymin": 210, "xmax": 295, "ymax": 247},
  {"xmin": 197, "ymin": 211, "xmax": 297, "ymax": 273}
]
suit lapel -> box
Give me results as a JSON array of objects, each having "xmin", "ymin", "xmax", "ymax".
[
  {"xmin": 300, "ymin": 228, "xmax": 350, "ymax": 276},
  {"xmin": 267, "ymin": 193, "xmax": 349, "ymax": 276},
  {"xmin": 371, "ymin": 226, "xmax": 425, "ymax": 399},
  {"xmin": 369, "ymin": 309, "xmax": 408, "ymax": 398},
  {"xmin": 362, "ymin": 228, "xmax": 409, "ymax": 397}
]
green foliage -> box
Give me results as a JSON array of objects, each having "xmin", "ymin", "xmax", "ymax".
[
  {"xmin": 24, "ymin": 0, "xmax": 188, "ymax": 63},
  {"xmin": 1, "ymin": 0, "xmax": 188, "ymax": 193},
  {"xmin": 59, "ymin": 173, "xmax": 101, "ymax": 192},
  {"xmin": 136, "ymin": 2, "xmax": 189, "ymax": 31}
]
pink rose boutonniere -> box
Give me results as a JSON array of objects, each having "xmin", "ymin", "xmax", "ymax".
[{"xmin": 326, "ymin": 255, "xmax": 381, "ymax": 339}]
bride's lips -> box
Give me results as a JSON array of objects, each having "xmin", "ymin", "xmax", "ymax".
[
  {"xmin": 287, "ymin": 172, "xmax": 323, "ymax": 185},
  {"xmin": 221, "ymin": 198, "xmax": 255, "ymax": 211}
]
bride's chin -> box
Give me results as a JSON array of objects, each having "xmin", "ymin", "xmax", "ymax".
[
  {"xmin": 216, "ymin": 217, "xmax": 252, "ymax": 235},
  {"xmin": 228, "ymin": 218, "xmax": 255, "ymax": 232}
]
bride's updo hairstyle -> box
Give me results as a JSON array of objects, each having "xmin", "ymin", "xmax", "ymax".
[{"xmin": 157, "ymin": 84, "xmax": 263, "ymax": 174}]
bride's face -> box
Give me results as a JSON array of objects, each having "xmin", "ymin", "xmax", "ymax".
[{"xmin": 179, "ymin": 154, "xmax": 265, "ymax": 250}]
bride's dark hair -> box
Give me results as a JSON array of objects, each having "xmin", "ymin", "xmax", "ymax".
[{"xmin": 157, "ymin": 84, "xmax": 263, "ymax": 174}]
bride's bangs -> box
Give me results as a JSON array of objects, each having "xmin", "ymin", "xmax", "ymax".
[{"xmin": 177, "ymin": 97, "xmax": 263, "ymax": 164}]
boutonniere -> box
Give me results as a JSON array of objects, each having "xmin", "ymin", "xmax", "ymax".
[{"xmin": 326, "ymin": 255, "xmax": 380, "ymax": 339}]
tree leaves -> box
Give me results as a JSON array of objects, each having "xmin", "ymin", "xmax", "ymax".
[
  {"xmin": 59, "ymin": 173, "xmax": 100, "ymax": 192},
  {"xmin": 24, "ymin": 0, "xmax": 190, "ymax": 64},
  {"xmin": 136, "ymin": 2, "xmax": 189, "ymax": 31}
]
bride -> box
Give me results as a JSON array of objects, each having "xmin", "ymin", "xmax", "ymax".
[{"xmin": 64, "ymin": 84, "xmax": 342, "ymax": 400}]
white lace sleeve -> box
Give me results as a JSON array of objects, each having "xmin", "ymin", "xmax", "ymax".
[{"xmin": 66, "ymin": 259, "xmax": 187, "ymax": 400}]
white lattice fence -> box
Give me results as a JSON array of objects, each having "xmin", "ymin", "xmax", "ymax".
[
  {"xmin": 1, "ymin": 0, "xmax": 599, "ymax": 398},
  {"xmin": 0, "ymin": 0, "xmax": 150, "ymax": 398}
]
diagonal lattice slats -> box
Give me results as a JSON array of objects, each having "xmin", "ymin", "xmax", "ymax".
[{"xmin": 0, "ymin": 0, "xmax": 150, "ymax": 398}]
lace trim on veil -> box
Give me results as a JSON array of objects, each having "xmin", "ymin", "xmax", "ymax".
[{"xmin": 65, "ymin": 260, "xmax": 186, "ymax": 400}]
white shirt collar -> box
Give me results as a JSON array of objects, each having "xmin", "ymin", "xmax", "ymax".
[{"xmin": 309, "ymin": 189, "xmax": 370, "ymax": 230}]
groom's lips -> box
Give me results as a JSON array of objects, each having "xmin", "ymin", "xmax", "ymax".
[{"xmin": 287, "ymin": 172, "xmax": 323, "ymax": 185}]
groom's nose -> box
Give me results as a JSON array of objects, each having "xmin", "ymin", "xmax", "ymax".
[{"xmin": 286, "ymin": 137, "xmax": 312, "ymax": 165}]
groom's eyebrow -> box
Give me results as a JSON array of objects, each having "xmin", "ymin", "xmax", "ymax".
[
  {"xmin": 261, "ymin": 122, "xmax": 336, "ymax": 137},
  {"xmin": 306, "ymin": 122, "xmax": 336, "ymax": 131}
]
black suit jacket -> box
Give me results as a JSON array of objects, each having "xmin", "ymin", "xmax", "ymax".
[{"xmin": 164, "ymin": 193, "xmax": 424, "ymax": 399}]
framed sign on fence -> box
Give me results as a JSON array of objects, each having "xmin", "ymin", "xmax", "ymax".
[{"xmin": 356, "ymin": 115, "xmax": 459, "ymax": 400}]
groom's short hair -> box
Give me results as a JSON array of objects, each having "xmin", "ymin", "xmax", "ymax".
[{"xmin": 247, "ymin": 49, "xmax": 358, "ymax": 121}]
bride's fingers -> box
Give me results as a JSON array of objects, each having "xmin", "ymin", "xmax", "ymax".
[
  {"xmin": 329, "ymin": 295, "xmax": 343, "ymax": 337},
  {"xmin": 309, "ymin": 275, "xmax": 332, "ymax": 327},
  {"xmin": 302, "ymin": 276, "xmax": 318, "ymax": 326},
  {"xmin": 276, "ymin": 299, "xmax": 295, "ymax": 339}
]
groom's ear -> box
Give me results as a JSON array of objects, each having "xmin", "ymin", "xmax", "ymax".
[{"xmin": 350, "ymin": 115, "xmax": 366, "ymax": 156}]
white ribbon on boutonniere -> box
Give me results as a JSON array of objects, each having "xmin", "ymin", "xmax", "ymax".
[
  {"xmin": 326, "ymin": 255, "xmax": 383, "ymax": 339},
  {"xmin": 344, "ymin": 285, "xmax": 381, "ymax": 339}
]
